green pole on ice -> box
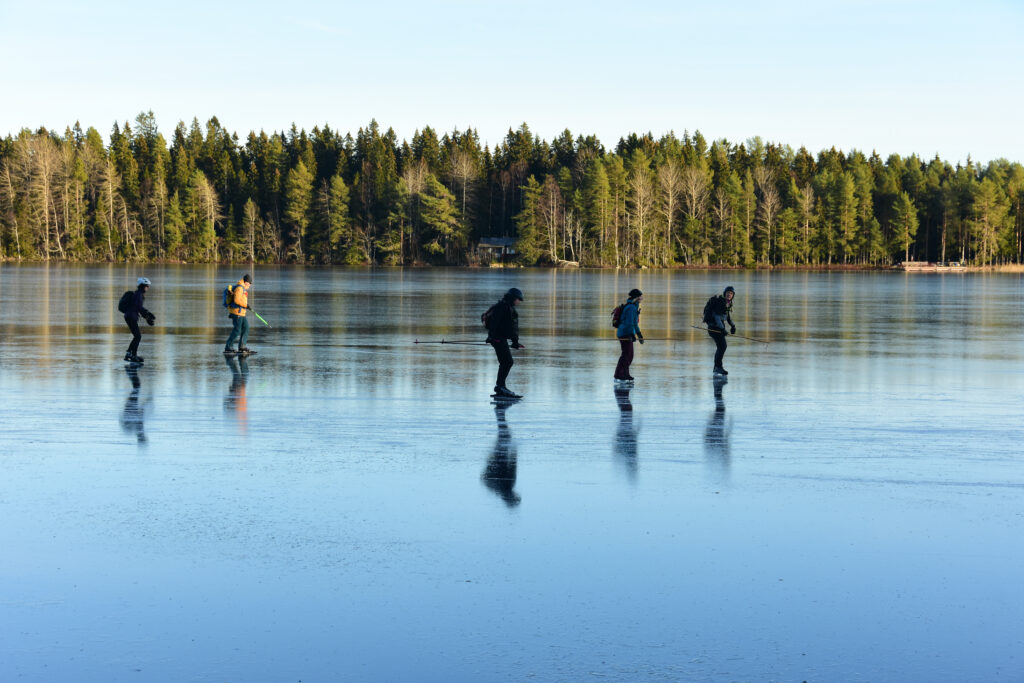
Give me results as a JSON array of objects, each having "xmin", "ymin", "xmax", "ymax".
[{"xmin": 250, "ymin": 309, "xmax": 271, "ymax": 327}]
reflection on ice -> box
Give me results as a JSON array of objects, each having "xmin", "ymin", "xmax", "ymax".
[
  {"xmin": 223, "ymin": 355, "xmax": 249, "ymax": 433},
  {"xmin": 703, "ymin": 376, "xmax": 730, "ymax": 483},
  {"xmin": 613, "ymin": 386, "xmax": 638, "ymax": 481},
  {"xmin": 119, "ymin": 365, "xmax": 148, "ymax": 444},
  {"xmin": 2, "ymin": 266, "xmax": 1023, "ymax": 682},
  {"xmin": 481, "ymin": 397, "xmax": 520, "ymax": 507}
]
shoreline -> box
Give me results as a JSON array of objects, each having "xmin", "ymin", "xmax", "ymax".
[{"xmin": 1, "ymin": 259, "xmax": 1023, "ymax": 273}]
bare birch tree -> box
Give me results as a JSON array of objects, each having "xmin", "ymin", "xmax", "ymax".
[
  {"xmin": 0, "ymin": 158, "xmax": 23, "ymax": 259},
  {"xmin": 449, "ymin": 148, "xmax": 477, "ymax": 224},
  {"xmin": 657, "ymin": 159, "xmax": 682, "ymax": 266},
  {"xmin": 680, "ymin": 166, "xmax": 710, "ymax": 263},
  {"xmin": 753, "ymin": 166, "xmax": 780, "ymax": 263},
  {"xmin": 540, "ymin": 175, "xmax": 563, "ymax": 262},
  {"xmin": 628, "ymin": 159, "xmax": 655, "ymax": 265}
]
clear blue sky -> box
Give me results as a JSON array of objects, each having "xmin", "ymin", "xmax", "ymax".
[{"xmin": 2, "ymin": 0, "xmax": 1021, "ymax": 164}]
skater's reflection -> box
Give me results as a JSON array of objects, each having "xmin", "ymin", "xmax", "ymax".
[
  {"xmin": 613, "ymin": 386, "xmax": 638, "ymax": 481},
  {"xmin": 119, "ymin": 365, "xmax": 148, "ymax": 444},
  {"xmin": 704, "ymin": 377, "xmax": 731, "ymax": 482},
  {"xmin": 482, "ymin": 397, "xmax": 521, "ymax": 507},
  {"xmin": 224, "ymin": 355, "xmax": 249, "ymax": 433}
]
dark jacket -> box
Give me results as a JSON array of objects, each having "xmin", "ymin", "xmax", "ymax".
[
  {"xmin": 704, "ymin": 295, "xmax": 733, "ymax": 331},
  {"xmin": 486, "ymin": 296, "xmax": 519, "ymax": 344},
  {"xmin": 124, "ymin": 288, "xmax": 152, "ymax": 321}
]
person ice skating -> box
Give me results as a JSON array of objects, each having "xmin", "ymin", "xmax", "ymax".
[
  {"xmin": 224, "ymin": 274, "xmax": 254, "ymax": 356},
  {"xmin": 614, "ymin": 288, "xmax": 644, "ymax": 382},
  {"xmin": 484, "ymin": 287, "xmax": 524, "ymax": 398},
  {"xmin": 703, "ymin": 285, "xmax": 736, "ymax": 376},
  {"xmin": 121, "ymin": 277, "xmax": 154, "ymax": 363}
]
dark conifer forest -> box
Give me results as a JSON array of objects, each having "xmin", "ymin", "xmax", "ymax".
[{"xmin": 1, "ymin": 112, "xmax": 1021, "ymax": 266}]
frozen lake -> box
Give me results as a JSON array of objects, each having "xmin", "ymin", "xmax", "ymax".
[{"xmin": 1, "ymin": 264, "xmax": 1022, "ymax": 682}]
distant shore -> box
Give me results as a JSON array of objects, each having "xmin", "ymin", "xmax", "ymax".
[{"xmin": 2, "ymin": 259, "xmax": 1023, "ymax": 273}]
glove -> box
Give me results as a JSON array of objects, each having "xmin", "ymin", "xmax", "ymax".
[
  {"xmin": 511, "ymin": 342, "xmax": 521, "ymax": 349},
  {"xmin": 145, "ymin": 314, "xmax": 155, "ymax": 326},
  {"xmin": 730, "ymin": 325, "xmax": 736, "ymax": 335},
  {"xmin": 638, "ymin": 335, "xmax": 645, "ymax": 344}
]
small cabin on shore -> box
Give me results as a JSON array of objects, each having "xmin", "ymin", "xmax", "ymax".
[{"xmin": 477, "ymin": 237, "xmax": 517, "ymax": 263}]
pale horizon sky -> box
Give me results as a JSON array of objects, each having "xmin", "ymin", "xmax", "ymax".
[{"xmin": 2, "ymin": 0, "xmax": 1022, "ymax": 165}]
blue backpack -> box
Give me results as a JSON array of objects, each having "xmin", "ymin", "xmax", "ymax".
[{"xmin": 222, "ymin": 284, "xmax": 237, "ymax": 308}]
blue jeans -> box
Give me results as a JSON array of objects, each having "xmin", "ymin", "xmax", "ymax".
[{"xmin": 225, "ymin": 314, "xmax": 249, "ymax": 350}]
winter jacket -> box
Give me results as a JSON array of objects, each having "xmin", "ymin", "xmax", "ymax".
[
  {"xmin": 229, "ymin": 280, "xmax": 249, "ymax": 316},
  {"xmin": 124, "ymin": 288, "xmax": 152, "ymax": 322},
  {"xmin": 704, "ymin": 294, "xmax": 733, "ymax": 331},
  {"xmin": 486, "ymin": 296, "xmax": 519, "ymax": 344},
  {"xmin": 616, "ymin": 300, "xmax": 642, "ymax": 339}
]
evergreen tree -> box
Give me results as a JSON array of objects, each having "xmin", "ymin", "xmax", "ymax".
[
  {"xmin": 514, "ymin": 175, "xmax": 544, "ymax": 264},
  {"xmin": 419, "ymin": 173, "xmax": 461, "ymax": 263},
  {"xmin": 164, "ymin": 191, "xmax": 184, "ymax": 258},
  {"xmin": 581, "ymin": 158, "xmax": 612, "ymax": 265},
  {"xmin": 283, "ymin": 159, "xmax": 314, "ymax": 261},
  {"xmin": 892, "ymin": 191, "xmax": 919, "ymax": 262},
  {"xmin": 971, "ymin": 178, "xmax": 1008, "ymax": 264}
]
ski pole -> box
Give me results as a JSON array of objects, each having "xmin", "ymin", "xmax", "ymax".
[
  {"xmin": 250, "ymin": 309, "xmax": 271, "ymax": 327},
  {"xmin": 690, "ymin": 324, "xmax": 770, "ymax": 344},
  {"xmin": 414, "ymin": 339, "xmax": 489, "ymax": 345}
]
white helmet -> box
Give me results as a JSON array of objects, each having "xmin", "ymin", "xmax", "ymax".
[{"xmin": 137, "ymin": 277, "xmax": 151, "ymax": 286}]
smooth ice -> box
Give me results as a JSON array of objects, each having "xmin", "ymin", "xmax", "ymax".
[{"xmin": 1, "ymin": 265, "xmax": 1022, "ymax": 682}]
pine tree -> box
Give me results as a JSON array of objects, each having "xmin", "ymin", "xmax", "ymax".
[
  {"xmin": 419, "ymin": 173, "xmax": 461, "ymax": 263},
  {"xmin": 581, "ymin": 158, "xmax": 612, "ymax": 265},
  {"xmin": 971, "ymin": 178, "xmax": 1008, "ymax": 264},
  {"xmin": 514, "ymin": 175, "xmax": 544, "ymax": 264},
  {"xmin": 164, "ymin": 191, "xmax": 184, "ymax": 258},
  {"xmin": 892, "ymin": 191, "xmax": 919, "ymax": 262},
  {"xmin": 283, "ymin": 160, "xmax": 313, "ymax": 261}
]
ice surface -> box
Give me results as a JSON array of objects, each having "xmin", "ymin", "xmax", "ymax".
[{"xmin": 1, "ymin": 265, "xmax": 1022, "ymax": 681}]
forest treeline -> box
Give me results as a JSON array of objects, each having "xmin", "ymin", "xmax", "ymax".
[{"xmin": 1, "ymin": 112, "xmax": 1022, "ymax": 267}]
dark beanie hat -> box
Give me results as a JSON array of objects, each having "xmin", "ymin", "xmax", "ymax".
[
  {"xmin": 724, "ymin": 286, "xmax": 735, "ymax": 294},
  {"xmin": 628, "ymin": 288, "xmax": 642, "ymax": 299},
  {"xmin": 243, "ymin": 274, "xmax": 252, "ymax": 283}
]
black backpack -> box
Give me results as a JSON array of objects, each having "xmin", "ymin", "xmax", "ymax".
[
  {"xmin": 481, "ymin": 303, "xmax": 498, "ymax": 331},
  {"xmin": 117, "ymin": 290, "xmax": 134, "ymax": 313},
  {"xmin": 703, "ymin": 296, "xmax": 719, "ymax": 325}
]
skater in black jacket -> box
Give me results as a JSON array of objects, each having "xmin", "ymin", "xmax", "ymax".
[
  {"xmin": 484, "ymin": 288, "xmax": 524, "ymax": 398},
  {"xmin": 121, "ymin": 277, "xmax": 155, "ymax": 363},
  {"xmin": 703, "ymin": 285, "xmax": 736, "ymax": 376}
]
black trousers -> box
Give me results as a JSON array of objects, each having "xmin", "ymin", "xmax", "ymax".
[
  {"xmin": 614, "ymin": 338, "xmax": 634, "ymax": 379},
  {"xmin": 125, "ymin": 315, "xmax": 142, "ymax": 355},
  {"xmin": 490, "ymin": 339, "xmax": 514, "ymax": 388},
  {"xmin": 708, "ymin": 329, "xmax": 727, "ymax": 367}
]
